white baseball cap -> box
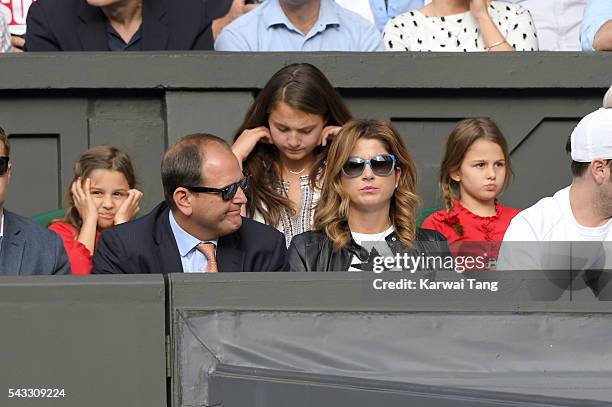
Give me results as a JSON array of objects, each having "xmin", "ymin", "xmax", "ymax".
[{"xmin": 570, "ymin": 107, "xmax": 612, "ymax": 162}]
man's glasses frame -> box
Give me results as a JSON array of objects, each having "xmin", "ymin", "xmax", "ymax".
[
  {"xmin": 0, "ymin": 156, "xmax": 9, "ymax": 175},
  {"xmin": 341, "ymin": 154, "xmax": 397, "ymax": 178},
  {"xmin": 184, "ymin": 175, "xmax": 248, "ymax": 201}
]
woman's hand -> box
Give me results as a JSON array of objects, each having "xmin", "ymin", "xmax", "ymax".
[
  {"xmin": 320, "ymin": 125, "xmax": 342, "ymax": 147},
  {"xmin": 71, "ymin": 178, "xmax": 98, "ymax": 226},
  {"xmin": 114, "ymin": 189, "xmax": 143, "ymax": 225},
  {"xmin": 469, "ymin": 0, "xmax": 490, "ymax": 20},
  {"xmin": 231, "ymin": 127, "xmax": 273, "ymax": 168}
]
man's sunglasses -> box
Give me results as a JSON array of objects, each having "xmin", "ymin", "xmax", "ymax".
[
  {"xmin": 341, "ymin": 154, "xmax": 397, "ymax": 178},
  {"xmin": 184, "ymin": 175, "xmax": 248, "ymax": 201},
  {"xmin": 0, "ymin": 156, "xmax": 9, "ymax": 175}
]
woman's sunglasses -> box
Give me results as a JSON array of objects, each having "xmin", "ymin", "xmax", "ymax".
[
  {"xmin": 0, "ymin": 156, "xmax": 9, "ymax": 175},
  {"xmin": 184, "ymin": 175, "xmax": 248, "ymax": 201},
  {"xmin": 341, "ymin": 154, "xmax": 396, "ymax": 178}
]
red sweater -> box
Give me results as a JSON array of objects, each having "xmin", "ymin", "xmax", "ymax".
[
  {"xmin": 48, "ymin": 221, "xmax": 100, "ymax": 275},
  {"xmin": 422, "ymin": 200, "xmax": 520, "ymax": 263}
]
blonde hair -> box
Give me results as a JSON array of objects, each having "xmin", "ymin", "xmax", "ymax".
[
  {"xmin": 439, "ymin": 118, "xmax": 512, "ymax": 213},
  {"xmin": 313, "ymin": 119, "xmax": 420, "ymax": 252}
]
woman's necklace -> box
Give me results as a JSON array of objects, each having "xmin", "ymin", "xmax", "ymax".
[{"xmin": 288, "ymin": 168, "xmax": 306, "ymax": 175}]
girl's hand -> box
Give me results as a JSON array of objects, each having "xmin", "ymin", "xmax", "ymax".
[
  {"xmin": 232, "ymin": 127, "xmax": 273, "ymax": 166},
  {"xmin": 71, "ymin": 178, "xmax": 98, "ymax": 225},
  {"xmin": 469, "ymin": 0, "xmax": 490, "ymax": 20},
  {"xmin": 114, "ymin": 189, "xmax": 143, "ymax": 225},
  {"xmin": 320, "ymin": 125, "xmax": 342, "ymax": 147}
]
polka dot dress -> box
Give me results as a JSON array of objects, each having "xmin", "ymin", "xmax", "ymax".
[{"xmin": 383, "ymin": 1, "xmax": 539, "ymax": 51}]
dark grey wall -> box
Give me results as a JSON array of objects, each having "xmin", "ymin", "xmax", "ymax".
[
  {"xmin": 0, "ymin": 275, "xmax": 167, "ymax": 407},
  {"xmin": 1, "ymin": 273, "xmax": 611, "ymax": 407},
  {"xmin": 0, "ymin": 53, "xmax": 611, "ymax": 216}
]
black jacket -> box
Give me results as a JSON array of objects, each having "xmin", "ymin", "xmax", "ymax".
[
  {"xmin": 288, "ymin": 228, "xmax": 451, "ymax": 272},
  {"xmin": 25, "ymin": 0, "xmax": 214, "ymax": 51},
  {"xmin": 92, "ymin": 202, "xmax": 287, "ymax": 274}
]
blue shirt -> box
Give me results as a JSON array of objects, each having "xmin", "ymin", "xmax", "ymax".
[
  {"xmin": 215, "ymin": 0, "xmax": 384, "ymax": 51},
  {"xmin": 168, "ymin": 211, "xmax": 217, "ymax": 273},
  {"xmin": 369, "ymin": 0, "xmax": 423, "ymax": 32},
  {"xmin": 581, "ymin": 0, "xmax": 612, "ymax": 51}
]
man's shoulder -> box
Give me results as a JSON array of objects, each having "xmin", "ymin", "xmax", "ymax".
[
  {"xmin": 517, "ymin": 188, "xmax": 567, "ymax": 222},
  {"xmin": 222, "ymin": 2, "xmax": 265, "ymax": 32},
  {"xmin": 239, "ymin": 217, "xmax": 284, "ymax": 240},
  {"xmin": 102, "ymin": 203, "xmax": 168, "ymax": 241},
  {"xmin": 30, "ymin": 0, "xmax": 81, "ymax": 14},
  {"xmin": 162, "ymin": 0, "xmax": 207, "ymax": 18},
  {"xmin": 505, "ymin": 187, "xmax": 569, "ymax": 240},
  {"xmin": 4, "ymin": 210, "xmax": 63, "ymax": 246}
]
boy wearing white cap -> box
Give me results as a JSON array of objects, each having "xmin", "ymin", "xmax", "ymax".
[{"xmin": 502, "ymin": 106, "xmax": 612, "ymax": 243}]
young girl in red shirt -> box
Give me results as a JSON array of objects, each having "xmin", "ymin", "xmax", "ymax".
[
  {"xmin": 49, "ymin": 145, "xmax": 142, "ymax": 274},
  {"xmin": 422, "ymin": 118, "xmax": 520, "ymax": 266}
]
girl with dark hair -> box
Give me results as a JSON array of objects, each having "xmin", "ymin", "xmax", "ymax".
[
  {"xmin": 232, "ymin": 63, "xmax": 352, "ymax": 246},
  {"xmin": 288, "ymin": 119, "xmax": 448, "ymax": 272},
  {"xmin": 422, "ymin": 118, "xmax": 519, "ymax": 259},
  {"xmin": 49, "ymin": 145, "xmax": 142, "ymax": 274}
]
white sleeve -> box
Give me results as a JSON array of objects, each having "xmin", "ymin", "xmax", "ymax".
[
  {"xmin": 383, "ymin": 16, "xmax": 411, "ymax": 51},
  {"xmin": 0, "ymin": 16, "xmax": 10, "ymax": 53},
  {"xmin": 496, "ymin": 215, "xmax": 542, "ymax": 270},
  {"xmin": 505, "ymin": 5, "xmax": 539, "ymax": 51}
]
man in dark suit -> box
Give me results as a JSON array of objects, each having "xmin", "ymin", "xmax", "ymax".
[
  {"xmin": 24, "ymin": 0, "xmax": 257, "ymax": 51},
  {"xmin": 0, "ymin": 127, "xmax": 70, "ymax": 276},
  {"xmin": 92, "ymin": 133, "xmax": 287, "ymax": 274}
]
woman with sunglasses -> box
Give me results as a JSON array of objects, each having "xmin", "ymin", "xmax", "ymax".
[
  {"xmin": 288, "ymin": 119, "xmax": 449, "ymax": 272},
  {"xmin": 232, "ymin": 63, "xmax": 352, "ymax": 247}
]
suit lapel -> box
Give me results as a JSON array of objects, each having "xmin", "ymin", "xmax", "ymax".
[
  {"xmin": 0, "ymin": 211, "xmax": 25, "ymax": 276},
  {"xmin": 217, "ymin": 233, "xmax": 245, "ymax": 272},
  {"xmin": 153, "ymin": 205, "xmax": 183, "ymax": 274},
  {"xmin": 77, "ymin": 1, "xmax": 110, "ymax": 51},
  {"xmin": 142, "ymin": 0, "xmax": 169, "ymax": 50}
]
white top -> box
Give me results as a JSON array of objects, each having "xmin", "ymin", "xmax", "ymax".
[
  {"xmin": 498, "ymin": 186, "xmax": 612, "ymax": 270},
  {"xmin": 252, "ymin": 175, "xmax": 320, "ymax": 248},
  {"xmin": 349, "ymin": 225, "xmax": 396, "ymax": 272},
  {"xmin": 505, "ymin": 0, "xmax": 586, "ymax": 51},
  {"xmin": 0, "ymin": 16, "xmax": 10, "ymax": 53},
  {"xmin": 503, "ymin": 186, "xmax": 612, "ymax": 242},
  {"xmin": 383, "ymin": 1, "xmax": 539, "ymax": 51}
]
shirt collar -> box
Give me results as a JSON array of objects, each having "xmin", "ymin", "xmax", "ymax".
[
  {"xmin": 263, "ymin": 0, "xmax": 340, "ymax": 30},
  {"xmin": 168, "ymin": 211, "xmax": 216, "ymax": 257},
  {"xmin": 0, "ymin": 212, "xmax": 4, "ymax": 238}
]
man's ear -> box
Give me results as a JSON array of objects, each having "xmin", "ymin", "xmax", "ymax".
[
  {"xmin": 173, "ymin": 187, "xmax": 193, "ymax": 216},
  {"xmin": 590, "ymin": 159, "xmax": 608, "ymax": 185}
]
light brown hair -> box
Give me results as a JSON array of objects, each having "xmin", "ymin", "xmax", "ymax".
[
  {"xmin": 234, "ymin": 63, "xmax": 352, "ymax": 227},
  {"xmin": 61, "ymin": 145, "xmax": 136, "ymax": 230},
  {"xmin": 439, "ymin": 118, "xmax": 512, "ymax": 212},
  {"xmin": 313, "ymin": 119, "xmax": 419, "ymax": 251}
]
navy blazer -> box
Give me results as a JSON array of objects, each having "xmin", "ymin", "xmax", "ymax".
[
  {"xmin": 92, "ymin": 202, "xmax": 287, "ymax": 274},
  {"xmin": 25, "ymin": 0, "xmax": 214, "ymax": 51},
  {"xmin": 0, "ymin": 210, "xmax": 71, "ymax": 276}
]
